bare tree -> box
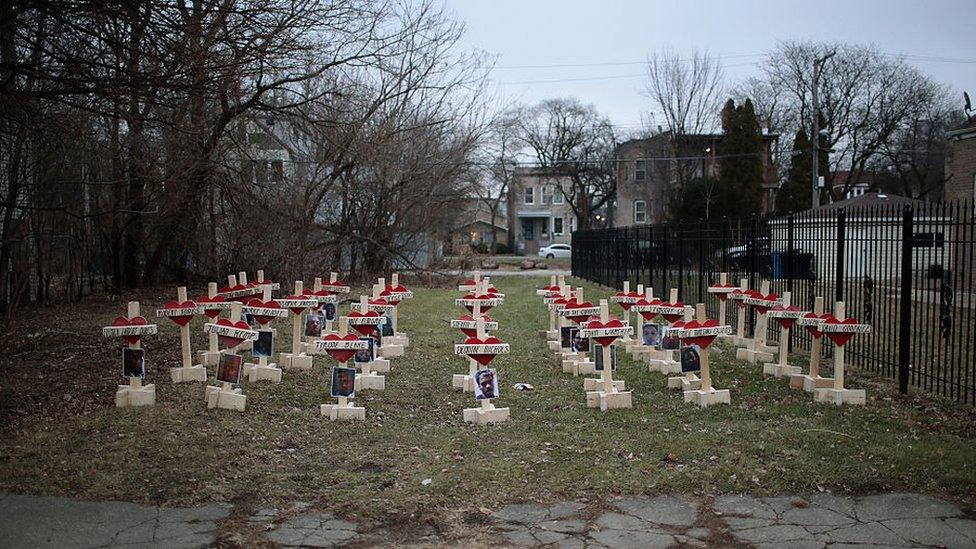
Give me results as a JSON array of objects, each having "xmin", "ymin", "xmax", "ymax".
[
  {"xmin": 642, "ymin": 50, "xmax": 724, "ymax": 186},
  {"xmin": 875, "ymin": 90, "xmax": 961, "ymax": 199},
  {"xmin": 754, "ymin": 41, "xmax": 953, "ymax": 200},
  {"xmin": 0, "ymin": 0, "xmax": 493, "ymax": 311},
  {"xmin": 515, "ymin": 98, "xmax": 616, "ymax": 229},
  {"xmin": 474, "ymin": 113, "xmax": 518, "ymax": 252}
]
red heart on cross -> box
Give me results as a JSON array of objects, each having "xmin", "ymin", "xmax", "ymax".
[
  {"xmin": 216, "ymin": 318, "xmax": 250, "ymax": 347},
  {"xmin": 755, "ymin": 293, "xmax": 779, "ymax": 315},
  {"xmin": 349, "ymin": 310, "xmax": 381, "ymax": 335},
  {"xmin": 112, "ymin": 315, "xmax": 149, "ymax": 345},
  {"xmin": 282, "ymin": 294, "xmax": 309, "ymax": 315},
  {"xmin": 662, "ymin": 302, "xmax": 685, "ymax": 323},
  {"xmin": 229, "ymin": 283, "xmax": 250, "ymax": 302},
  {"xmin": 824, "ymin": 316, "xmax": 859, "ymax": 347},
  {"xmin": 464, "ymin": 336, "xmax": 502, "ymax": 366},
  {"xmin": 586, "ymin": 318, "xmax": 624, "ymax": 346},
  {"xmin": 457, "ymin": 313, "xmax": 492, "ymax": 338},
  {"xmin": 803, "ymin": 312, "xmax": 825, "ymax": 338},
  {"xmin": 682, "ymin": 319, "xmax": 720, "ymax": 349},
  {"xmin": 613, "ymin": 291, "xmax": 633, "ymax": 311},
  {"xmin": 380, "ymin": 288, "xmax": 400, "ymax": 306},
  {"xmin": 196, "ymin": 294, "xmax": 226, "ymax": 319},
  {"xmin": 634, "ymin": 298, "xmax": 659, "ymax": 321},
  {"xmin": 770, "ymin": 305, "xmax": 802, "ymax": 329},
  {"xmin": 711, "ymin": 283, "xmax": 736, "ymax": 302},
  {"xmin": 314, "ymin": 289, "xmax": 332, "ymax": 299},
  {"xmin": 462, "ymin": 293, "xmax": 493, "ymax": 313},
  {"xmin": 565, "ymin": 300, "xmax": 594, "ymax": 324},
  {"xmin": 162, "ymin": 300, "xmax": 196, "ymax": 327},
  {"xmin": 322, "ymin": 333, "xmax": 360, "ymax": 363},
  {"xmin": 247, "ymin": 298, "xmax": 281, "ymax": 326},
  {"xmin": 732, "ymin": 289, "xmax": 747, "ymax": 309}
]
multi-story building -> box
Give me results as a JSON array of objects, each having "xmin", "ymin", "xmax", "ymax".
[
  {"xmin": 506, "ymin": 167, "xmax": 577, "ymax": 255},
  {"xmin": 613, "ymin": 131, "xmax": 780, "ymax": 226}
]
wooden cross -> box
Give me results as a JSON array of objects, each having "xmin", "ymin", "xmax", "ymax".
[
  {"xmin": 289, "ymin": 280, "xmax": 306, "ymax": 356},
  {"xmin": 223, "ymin": 302, "xmax": 244, "ymax": 392},
  {"xmin": 809, "ymin": 296, "xmax": 825, "ymax": 380},
  {"xmin": 679, "ymin": 305, "xmax": 697, "ymax": 386},
  {"xmin": 597, "ymin": 301, "xmax": 617, "ymax": 394},
  {"xmin": 336, "ymin": 316, "xmax": 352, "ymax": 409},
  {"xmin": 832, "ymin": 301, "xmax": 847, "ymax": 390},
  {"xmin": 754, "ymin": 280, "xmax": 772, "ymax": 349},
  {"xmin": 204, "ymin": 283, "xmax": 220, "ymax": 356},
  {"xmin": 173, "ymin": 287, "xmax": 193, "ymax": 370},
  {"xmin": 695, "ymin": 304, "xmax": 714, "ymax": 392},
  {"xmin": 735, "ymin": 277, "xmax": 748, "ymax": 341},
  {"xmin": 126, "ymin": 302, "xmax": 145, "ymax": 391},
  {"xmin": 475, "ymin": 315, "xmax": 496, "ymax": 412}
]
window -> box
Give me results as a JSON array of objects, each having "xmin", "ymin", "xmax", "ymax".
[
  {"xmin": 552, "ymin": 186, "xmax": 564, "ymax": 204},
  {"xmin": 913, "ymin": 232, "xmax": 944, "ymax": 248},
  {"xmin": 523, "ymin": 186, "xmax": 535, "ymax": 204},
  {"xmin": 541, "ymin": 185, "xmax": 552, "ymax": 204},
  {"xmin": 635, "ymin": 160, "xmax": 646, "ymax": 181},
  {"xmin": 634, "ymin": 200, "xmax": 647, "ymax": 224},
  {"xmin": 522, "ymin": 220, "xmax": 535, "ymax": 240},
  {"xmin": 570, "ymin": 217, "xmax": 576, "ymax": 231},
  {"xmin": 553, "ymin": 217, "xmax": 564, "ymax": 235}
]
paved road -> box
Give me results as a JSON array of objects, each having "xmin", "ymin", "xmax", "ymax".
[{"xmin": 2, "ymin": 491, "xmax": 974, "ymax": 548}]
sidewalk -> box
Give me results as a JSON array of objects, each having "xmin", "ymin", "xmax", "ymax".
[{"xmin": 2, "ymin": 491, "xmax": 974, "ymax": 548}]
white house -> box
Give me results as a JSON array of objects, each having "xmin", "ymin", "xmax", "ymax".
[{"xmin": 769, "ymin": 193, "xmax": 951, "ymax": 282}]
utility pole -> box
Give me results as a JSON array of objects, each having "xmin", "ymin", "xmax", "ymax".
[{"xmin": 811, "ymin": 50, "xmax": 836, "ymax": 209}]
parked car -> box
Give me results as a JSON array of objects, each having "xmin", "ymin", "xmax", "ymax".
[{"xmin": 539, "ymin": 243, "xmax": 571, "ymax": 259}]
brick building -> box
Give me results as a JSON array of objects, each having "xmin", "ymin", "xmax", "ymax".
[
  {"xmin": 613, "ymin": 131, "xmax": 780, "ymax": 227},
  {"xmin": 946, "ymin": 118, "xmax": 976, "ymax": 202}
]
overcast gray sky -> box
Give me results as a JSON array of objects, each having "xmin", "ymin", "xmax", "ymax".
[{"xmin": 447, "ymin": 0, "xmax": 976, "ymax": 135}]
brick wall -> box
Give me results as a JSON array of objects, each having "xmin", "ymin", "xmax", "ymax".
[{"xmin": 946, "ymin": 135, "xmax": 976, "ymax": 201}]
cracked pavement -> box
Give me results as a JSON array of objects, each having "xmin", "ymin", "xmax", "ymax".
[
  {"xmin": 0, "ymin": 492, "xmax": 230, "ymax": 548},
  {"xmin": 2, "ymin": 491, "xmax": 974, "ymax": 547},
  {"xmin": 489, "ymin": 493, "xmax": 976, "ymax": 548}
]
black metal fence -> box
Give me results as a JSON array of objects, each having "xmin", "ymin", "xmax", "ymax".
[{"xmin": 572, "ymin": 198, "xmax": 976, "ymax": 405}]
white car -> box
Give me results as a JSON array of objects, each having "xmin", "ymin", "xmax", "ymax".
[{"xmin": 539, "ymin": 243, "xmax": 571, "ymax": 259}]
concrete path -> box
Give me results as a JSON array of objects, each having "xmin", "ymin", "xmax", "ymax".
[
  {"xmin": 2, "ymin": 491, "xmax": 974, "ymax": 548},
  {"xmin": 0, "ymin": 492, "xmax": 230, "ymax": 548}
]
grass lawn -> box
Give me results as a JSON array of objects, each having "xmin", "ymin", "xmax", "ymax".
[{"xmin": 0, "ymin": 275, "xmax": 974, "ymax": 530}]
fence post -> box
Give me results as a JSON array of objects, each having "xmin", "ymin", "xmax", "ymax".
[
  {"xmin": 898, "ymin": 205, "xmax": 913, "ymax": 394},
  {"xmin": 787, "ymin": 214, "xmax": 795, "ymax": 294},
  {"xmin": 721, "ymin": 217, "xmax": 729, "ymax": 273},
  {"xmin": 698, "ymin": 221, "xmax": 705, "ymax": 304},
  {"xmin": 748, "ymin": 215, "xmax": 757, "ymax": 333},
  {"xmin": 787, "ymin": 214, "xmax": 795, "ymax": 351},
  {"xmin": 678, "ymin": 224, "xmax": 685, "ymax": 298},
  {"xmin": 835, "ymin": 208, "xmax": 846, "ymax": 303},
  {"xmin": 662, "ymin": 223, "xmax": 669, "ymax": 293}
]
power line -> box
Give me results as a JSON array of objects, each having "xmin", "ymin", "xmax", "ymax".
[
  {"xmin": 493, "ymin": 51, "xmax": 976, "ymax": 71},
  {"xmin": 493, "ymin": 62, "xmax": 759, "ymax": 86},
  {"xmin": 494, "ymin": 53, "xmax": 764, "ymax": 70}
]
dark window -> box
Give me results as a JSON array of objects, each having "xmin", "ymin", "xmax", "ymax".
[{"xmin": 635, "ymin": 160, "xmax": 646, "ymax": 181}]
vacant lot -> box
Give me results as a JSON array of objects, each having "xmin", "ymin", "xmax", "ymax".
[{"xmin": 1, "ymin": 276, "xmax": 974, "ymax": 529}]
